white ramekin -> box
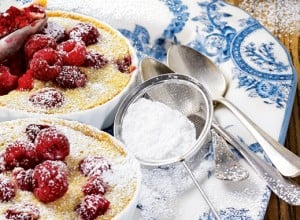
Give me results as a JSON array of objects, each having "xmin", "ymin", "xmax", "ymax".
[{"xmin": 0, "ymin": 13, "xmax": 139, "ymax": 130}]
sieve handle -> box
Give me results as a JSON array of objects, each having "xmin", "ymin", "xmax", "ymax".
[{"xmin": 181, "ymin": 160, "xmax": 221, "ymax": 220}]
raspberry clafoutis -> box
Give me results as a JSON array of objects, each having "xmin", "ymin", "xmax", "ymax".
[
  {"xmin": 0, "ymin": 118, "xmax": 141, "ymax": 220},
  {"xmin": 0, "ymin": 9, "xmax": 138, "ymax": 128}
]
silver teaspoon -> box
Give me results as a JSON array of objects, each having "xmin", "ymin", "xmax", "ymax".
[{"xmin": 167, "ymin": 44, "xmax": 300, "ymax": 178}]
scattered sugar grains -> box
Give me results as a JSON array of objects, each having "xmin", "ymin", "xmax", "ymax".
[
  {"xmin": 239, "ymin": 0, "xmax": 300, "ymax": 35},
  {"xmin": 122, "ymin": 98, "xmax": 196, "ymax": 161}
]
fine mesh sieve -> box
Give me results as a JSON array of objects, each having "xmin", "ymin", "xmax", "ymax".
[{"xmin": 114, "ymin": 74, "xmax": 221, "ymax": 220}]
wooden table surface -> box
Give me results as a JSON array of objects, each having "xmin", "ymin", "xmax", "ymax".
[{"xmin": 225, "ymin": 1, "xmax": 300, "ymax": 219}]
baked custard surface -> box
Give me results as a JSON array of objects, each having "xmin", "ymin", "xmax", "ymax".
[
  {"xmin": 0, "ymin": 11, "xmax": 135, "ymax": 114},
  {"xmin": 0, "ymin": 118, "xmax": 138, "ymax": 219}
]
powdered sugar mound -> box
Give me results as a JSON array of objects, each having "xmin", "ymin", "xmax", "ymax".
[{"xmin": 122, "ymin": 98, "xmax": 196, "ymax": 161}]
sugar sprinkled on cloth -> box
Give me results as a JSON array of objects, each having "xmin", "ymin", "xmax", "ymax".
[{"xmin": 122, "ymin": 98, "xmax": 196, "ymax": 160}]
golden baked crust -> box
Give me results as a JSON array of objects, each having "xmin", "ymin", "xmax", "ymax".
[
  {"xmin": 0, "ymin": 118, "xmax": 138, "ymax": 219},
  {"xmin": 0, "ymin": 11, "xmax": 136, "ymax": 114}
]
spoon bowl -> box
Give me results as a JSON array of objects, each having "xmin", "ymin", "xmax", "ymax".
[
  {"xmin": 167, "ymin": 44, "xmax": 300, "ymax": 177},
  {"xmin": 167, "ymin": 45, "xmax": 227, "ymax": 100},
  {"xmin": 139, "ymin": 57, "xmax": 173, "ymax": 81},
  {"xmin": 0, "ymin": 17, "xmax": 47, "ymax": 61}
]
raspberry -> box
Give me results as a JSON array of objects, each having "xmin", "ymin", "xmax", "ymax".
[
  {"xmin": 24, "ymin": 4, "xmax": 46, "ymax": 20},
  {"xmin": 68, "ymin": 23, "xmax": 100, "ymax": 46},
  {"xmin": 79, "ymin": 156, "xmax": 111, "ymax": 177},
  {"xmin": 25, "ymin": 124, "xmax": 51, "ymax": 142},
  {"xmin": 5, "ymin": 50, "xmax": 26, "ymax": 76},
  {"xmin": 0, "ymin": 13, "xmax": 13, "ymax": 38},
  {"xmin": 13, "ymin": 168, "xmax": 34, "ymax": 191},
  {"xmin": 0, "ymin": 4, "xmax": 45, "ymax": 39},
  {"xmin": 0, "ymin": 175, "xmax": 15, "ymax": 202},
  {"xmin": 29, "ymin": 88, "xmax": 64, "ymax": 109},
  {"xmin": 24, "ymin": 34, "xmax": 57, "ymax": 60},
  {"xmin": 75, "ymin": 194, "xmax": 110, "ymax": 220},
  {"xmin": 57, "ymin": 40, "xmax": 87, "ymax": 66},
  {"xmin": 55, "ymin": 66, "xmax": 87, "ymax": 89},
  {"xmin": 83, "ymin": 51, "xmax": 108, "ymax": 69},
  {"xmin": 17, "ymin": 70, "xmax": 34, "ymax": 91},
  {"xmin": 33, "ymin": 160, "xmax": 68, "ymax": 203},
  {"xmin": 30, "ymin": 48, "xmax": 62, "ymax": 81},
  {"xmin": 82, "ymin": 176, "xmax": 108, "ymax": 196},
  {"xmin": 6, "ymin": 6, "xmax": 29, "ymax": 30},
  {"xmin": 11, "ymin": 8, "xmax": 30, "ymax": 29},
  {"xmin": 35, "ymin": 127, "xmax": 70, "ymax": 161},
  {"xmin": 0, "ymin": 65, "xmax": 18, "ymax": 95},
  {"xmin": 41, "ymin": 21, "xmax": 67, "ymax": 43},
  {"xmin": 116, "ymin": 55, "xmax": 133, "ymax": 73},
  {"xmin": 5, "ymin": 204, "xmax": 40, "ymax": 220},
  {"xmin": 4, "ymin": 140, "xmax": 39, "ymax": 170}
]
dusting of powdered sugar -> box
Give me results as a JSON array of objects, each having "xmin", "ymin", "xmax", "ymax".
[
  {"xmin": 134, "ymin": 149, "xmax": 266, "ymax": 220},
  {"xmin": 238, "ymin": 0, "xmax": 300, "ymax": 35},
  {"xmin": 102, "ymin": 156, "xmax": 140, "ymax": 190},
  {"xmin": 0, "ymin": 119, "xmax": 139, "ymax": 219},
  {"xmin": 122, "ymin": 98, "xmax": 196, "ymax": 161}
]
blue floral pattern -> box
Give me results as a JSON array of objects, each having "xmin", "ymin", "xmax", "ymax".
[
  {"xmin": 119, "ymin": 0, "xmax": 189, "ymax": 60},
  {"xmin": 243, "ymin": 42, "xmax": 289, "ymax": 72},
  {"xmin": 232, "ymin": 23, "xmax": 293, "ymax": 108},
  {"xmin": 236, "ymin": 73, "xmax": 291, "ymax": 108},
  {"xmin": 188, "ymin": 0, "xmax": 294, "ymax": 108},
  {"xmin": 189, "ymin": 0, "xmax": 236, "ymax": 63}
]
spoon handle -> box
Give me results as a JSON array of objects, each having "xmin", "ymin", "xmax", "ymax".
[
  {"xmin": 215, "ymin": 97, "xmax": 300, "ymax": 178},
  {"xmin": 211, "ymin": 122, "xmax": 300, "ymax": 205}
]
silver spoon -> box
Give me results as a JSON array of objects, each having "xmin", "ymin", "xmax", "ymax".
[
  {"xmin": 140, "ymin": 57, "xmax": 249, "ymax": 181},
  {"xmin": 139, "ymin": 57, "xmax": 300, "ymax": 205},
  {"xmin": 0, "ymin": 17, "xmax": 47, "ymax": 61},
  {"xmin": 167, "ymin": 44, "xmax": 300, "ymax": 178}
]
